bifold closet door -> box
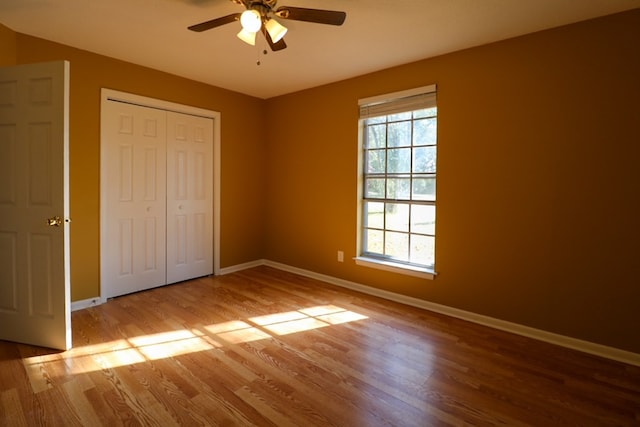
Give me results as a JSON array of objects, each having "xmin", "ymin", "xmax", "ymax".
[
  {"xmin": 102, "ymin": 101, "xmax": 167, "ymax": 298},
  {"xmin": 102, "ymin": 100, "xmax": 214, "ymax": 299},
  {"xmin": 166, "ymin": 112, "xmax": 213, "ymax": 283}
]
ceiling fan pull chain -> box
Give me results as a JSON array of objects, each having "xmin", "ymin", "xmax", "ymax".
[
  {"xmin": 256, "ymin": 41, "xmax": 262, "ymax": 65},
  {"xmin": 256, "ymin": 38, "xmax": 268, "ymax": 65}
]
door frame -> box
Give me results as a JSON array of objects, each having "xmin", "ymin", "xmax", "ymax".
[{"xmin": 99, "ymin": 89, "xmax": 221, "ymax": 299}]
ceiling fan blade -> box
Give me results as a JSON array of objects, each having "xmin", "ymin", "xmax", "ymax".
[
  {"xmin": 275, "ymin": 6, "xmax": 346, "ymax": 26},
  {"xmin": 262, "ymin": 27, "xmax": 287, "ymax": 51},
  {"xmin": 188, "ymin": 13, "xmax": 241, "ymax": 32}
]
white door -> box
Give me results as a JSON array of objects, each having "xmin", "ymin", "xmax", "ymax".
[
  {"xmin": 101, "ymin": 100, "xmax": 167, "ymax": 299},
  {"xmin": 0, "ymin": 61, "xmax": 71, "ymax": 350},
  {"xmin": 166, "ymin": 112, "xmax": 213, "ymax": 283}
]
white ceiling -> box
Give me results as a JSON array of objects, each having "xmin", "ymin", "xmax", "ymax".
[{"xmin": 1, "ymin": 0, "xmax": 637, "ymax": 99}]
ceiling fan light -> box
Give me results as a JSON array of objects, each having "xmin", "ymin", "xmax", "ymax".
[
  {"xmin": 265, "ymin": 18, "xmax": 287, "ymax": 43},
  {"xmin": 237, "ymin": 28, "xmax": 257, "ymax": 45},
  {"xmin": 240, "ymin": 9, "xmax": 262, "ymax": 33}
]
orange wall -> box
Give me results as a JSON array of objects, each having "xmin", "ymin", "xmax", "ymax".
[
  {"xmin": 14, "ymin": 34, "xmax": 267, "ymax": 301},
  {"xmin": 0, "ymin": 23, "xmax": 16, "ymax": 65},
  {"xmin": 265, "ymin": 10, "xmax": 640, "ymax": 353}
]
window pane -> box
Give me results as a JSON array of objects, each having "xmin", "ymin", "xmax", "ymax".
[
  {"xmin": 364, "ymin": 201, "xmax": 384, "ymax": 229},
  {"xmin": 385, "ymin": 203, "xmax": 409, "ymax": 232},
  {"xmin": 411, "ymin": 205, "xmax": 435, "ymax": 235},
  {"xmin": 366, "ymin": 149, "xmax": 386, "ymax": 174},
  {"xmin": 388, "ymin": 121, "xmax": 411, "ymax": 147},
  {"xmin": 389, "ymin": 112, "xmax": 411, "ymax": 122},
  {"xmin": 387, "ymin": 178, "xmax": 410, "ymax": 200},
  {"xmin": 412, "ymin": 177, "xmax": 435, "ymax": 201},
  {"xmin": 413, "ymin": 118, "xmax": 437, "ymax": 145},
  {"xmin": 365, "ymin": 178, "xmax": 385, "ymax": 198},
  {"xmin": 414, "ymin": 107, "xmax": 437, "ymax": 119},
  {"xmin": 367, "ymin": 116, "xmax": 386, "ymax": 125},
  {"xmin": 366, "ymin": 229, "xmax": 384, "ymax": 255},
  {"xmin": 385, "ymin": 231, "xmax": 408, "ymax": 260},
  {"xmin": 413, "ymin": 146, "xmax": 436, "ymax": 173},
  {"xmin": 387, "ymin": 148, "xmax": 411, "ymax": 173},
  {"xmin": 366, "ymin": 124, "xmax": 386, "ymax": 148},
  {"xmin": 410, "ymin": 235, "xmax": 435, "ymax": 266}
]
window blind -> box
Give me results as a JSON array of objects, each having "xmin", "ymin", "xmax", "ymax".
[{"xmin": 359, "ymin": 85, "xmax": 436, "ymax": 119}]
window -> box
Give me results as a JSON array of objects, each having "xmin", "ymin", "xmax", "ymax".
[{"xmin": 356, "ymin": 85, "xmax": 437, "ymax": 279}]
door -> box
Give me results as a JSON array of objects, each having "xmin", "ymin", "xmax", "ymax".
[
  {"xmin": 101, "ymin": 96, "xmax": 214, "ymax": 299},
  {"xmin": 166, "ymin": 111, "xmax": 213, "ymax": 283},
  {"xmin": 101, "ymin": 100, "xmax": 167, "ymax": 299},
  {"xmin": 0, "ymin": 61, "xmax": 71, "ymax": 351}
]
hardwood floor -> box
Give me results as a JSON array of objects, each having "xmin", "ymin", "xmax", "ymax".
[{"xmin": 1, "ymin": 266, "xmax": 639, "ymax": 426}]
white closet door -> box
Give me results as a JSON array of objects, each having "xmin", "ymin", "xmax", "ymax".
[
  {"xmin": 102, "ymin": 101, "xmax": 167, "ymax": 298},
  {"xmin": 166, "ymin": 111, "xmax": 213, "ymax": 283}
]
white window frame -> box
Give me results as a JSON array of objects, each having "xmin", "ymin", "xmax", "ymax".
[{"xmin": 356, "ymin": 84, "xmax": 437, "ymax": 280}]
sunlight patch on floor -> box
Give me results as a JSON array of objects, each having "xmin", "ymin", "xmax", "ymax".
[
  {"xmin": 251, "ymin": 305, "xmax": 368, "ymax": 335},
  {"xmin": 205, "ymin": 320, "xmax": 272, "ymax": 344},
  {"xmin": 22, "ymin": 305, "xmax": 368, "ymax": 379}
]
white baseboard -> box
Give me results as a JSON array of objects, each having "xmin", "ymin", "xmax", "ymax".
[
  {"xmin": 219, "ymin": 259, "xmax": 265, "ymax": 275},
  {"xmin": 71, "ymin": 259, "xmax": 263, "ymax": 312},
  {"xmin": 222, "ymin": 259, "xmax": 640, "ymax": 367},
  {"xmin": 71, "ymin": 297, "xmax": 104, "ymax": 312}
]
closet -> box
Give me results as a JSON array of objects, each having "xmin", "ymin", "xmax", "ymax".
[{"xmin": 100, "ymin": 92, "xmax": 215, "ymax": 299}]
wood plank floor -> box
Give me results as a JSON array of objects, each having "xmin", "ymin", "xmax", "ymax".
[{"xmin": 1, "ymin": 266, "xmax": 639, "ymax": 426}]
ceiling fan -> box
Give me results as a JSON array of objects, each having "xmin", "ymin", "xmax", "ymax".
[{"xmin": 188, "ymin": 0, "xmax": 346, "ymax": 52}]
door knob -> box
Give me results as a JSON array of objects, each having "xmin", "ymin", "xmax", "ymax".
[{"xmin": 47, "ymin": 216, "xmax": 63, "ymax": 227}]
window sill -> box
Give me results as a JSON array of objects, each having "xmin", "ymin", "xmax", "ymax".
[{"xmin": 354, "ymin": 257, "xmax": 436, "ymax": 280}]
